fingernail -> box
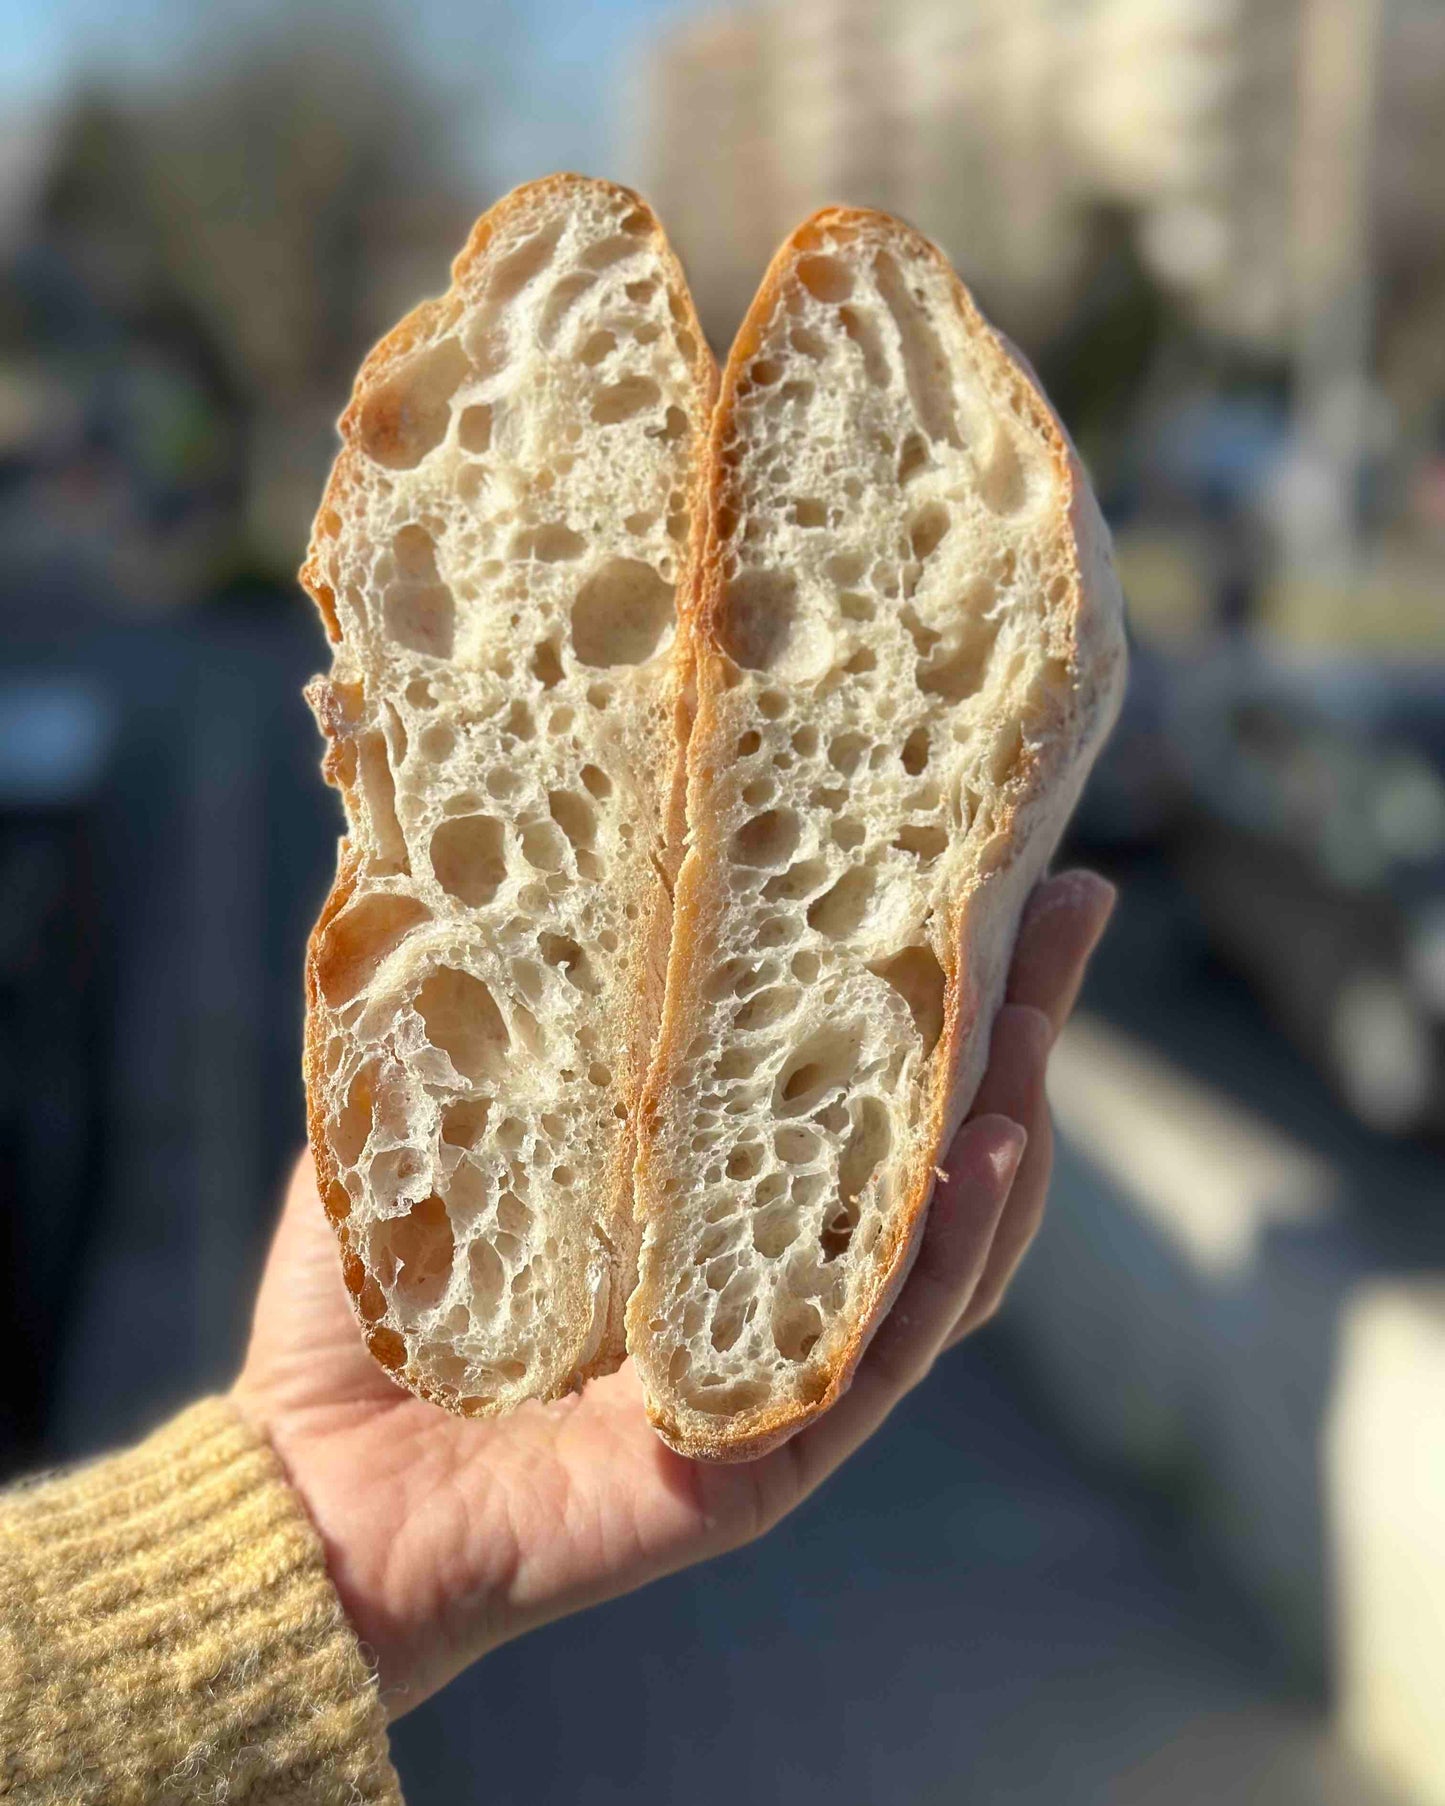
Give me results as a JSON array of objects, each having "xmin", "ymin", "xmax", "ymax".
[
  {"xmin": 1058, "ymin": 869, "xmax": 1117, "ymax": 954},
  {"xmin": 992, "ymin": 1120, "xmax": 1028, "ymax": 1187},
  {"xmin": 1026, "ymin": 867, "xmax": 1114, "ymax": 930}
]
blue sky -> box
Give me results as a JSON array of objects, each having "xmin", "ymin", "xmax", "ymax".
[{"xmin": 0, "ymin": 0, "xmax": 702, "ymax": 188}]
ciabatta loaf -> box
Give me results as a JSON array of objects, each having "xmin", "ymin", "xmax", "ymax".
[
  {"xmin": 629, "ymin": 209, "xmax": 1126, "ymax": 1459},
  {"xmin": 301, "ymin": 176, "xmax": 715, "ymax": 1413}
]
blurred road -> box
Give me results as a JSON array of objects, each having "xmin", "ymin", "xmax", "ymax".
[{"xmin": 389, "ymin": 1333, "xmax": 1397, "ymax": 1806}]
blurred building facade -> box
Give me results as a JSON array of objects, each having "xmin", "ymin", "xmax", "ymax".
[{"xmin": 644, "ymin": 0, "xmax": 1445, "ymax": 526}]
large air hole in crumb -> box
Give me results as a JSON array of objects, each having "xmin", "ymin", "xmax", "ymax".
[
  {"xmin": 839, "ymin": 305, "xmax": 888, "ymax": 385},
  {"xmin": 366, "ymin": 1141, "xmax": 422, "ymax": 1213},
  {"xmin": 538, "ymin": 269, "xmax": 596, "ymax": 342},
  {"xmin": 756, "ymin": 915, "xmax": 800, "ymax": 948},
  {"xmin": 709, "ymin": 1271, "xmax": 757, "ymax": 1353},
  {"xmin": 917, "ymin": 611, "xmax": 1001, "ymax": 703},
  {"xmin": 458, "ymin": 403, "xmax": 492, "ymax": 453},
  {"xmin": 870, "ymin": 945, "xmax": 946, "ymax": 1057},
  {"xmin": 356, "ymin": 338, "xmax": 469, "ymax": 469},
  {"xmin": 825, "ymin": 1097, "xmax": 891, "ymax": 1260},
  {"xmin": 548, "ymin": 790, "xmax": 596, "ymax": 850},
  {"xmin": 531, "ymin": 639, "xmax": 564, "ymax": 688},
  {"xmin": 895, "ymin": 823, "xmax": 948, "ymax": 865},
  {"xmin": 430, "ymin": 814, "xmax": 506, "ymax": 907},
  {"xmin": 385, "ymin": 583, "xmax": 455, "ymax": 658},
  {"xmin": 752, "ymin": 1201, "xmax": 803, "ymax": 1258},
  {"xmin": 498, "ymin": 1192, "xmax": 532, "ymax": 1238},
  {"xmin": 520, "ymin": 820, "xmax": 566, "ymax": 872},
  {"xmin": 315, "ymin": 894, "xmax": 429, "ymax": 1006},
  {"xmin": 828, "ymin": 731, "xmax": 869, "ymax": 776},
  {"xmin": 979, "ymin": 428, "xmax": 1030, "ymax": 514},
  {"xmin": 592, "ymin": 375, "xmax": 661, "ymax": 424},
  {"xmin": 583, "ymin": 229, "xmax": 640, "ymax": 270},
  {"xmin": 761, "ymin": 857, "xmax": 828, "ymax": 901},
  {"xmin": 512, "ymin": 522, "xmax": 586, "ymax": 562},
  {"xmin": 580, "ymin": 329, "xmax": 615, "ymax": 366},
  {"xmin": 873, "ymin": 251, "xmax": 960, "ymax": 448},
  {"xmin": 330, "ymin": 1063, "xmax": 377, "ymax": 1167},
  {"xmin": 732, "ymin": 808, "xmax": 800, "ymax": 869},
  {"xmin": 807, "ymin": 865, "xmax": 875, "ymax": 939},
  {"xmin": 367, "ymin": 1328, "xmax": 407, "ymax": 1371},
  {"xmin": 357, "ymin": 732, "xmax": 408, "ymax": 873},
  {"xmin": 775, "ymin": 1125, "xmax": 818, "ymax": 1165},
  {"xmin": 725, "ymin": 1142, "xmax": 765, "ymax": 1181},
  {"xmin": 469, "ymin": 1238, "xmax": 505, "ymax": 1319},
  {"xmin": 416, "ymin": 967, "xmax": 510, "ymax": 1082},
  {"xmin": 540, "ymin": 933, "xmax": 599, "ymax": 994},
  {"xmin": 797, "ymin": 253, "xmax": 853, "ymax": 302},
  {"xmin": 898, "ymin": 432, "xmax": 930, "ymax": 483},
  {"xmin": 441, "ymin": 1097, "xmax": 491, "ymax": 1147},
  {"xmin": 580, "ymin": 764, "xmax": 612, "ymax": 800},
  {"xmin": 901, "ymin": 604, "xmax": 941, "ymax": 657},
  {"xmin": 691, "ymin": 1377, "xmax": 769, "ymax": 1415},
  {"xmin": 777, "ymin": 1027, "xmax": 858, "ymax": 1116},
  {"xmin": 715, "ymin": 1044, "xmax": 761, "ymax": 1082},
  {"xmin": 717, "ymin": 568, "xmax": 826, "ymax": 680},
  {"xmin": 571, "ymin": 558, "xmax": 674, "ymax": 666},
  {"xmin": 909, "ymin": 503, "xmax": 951, "ymax": 563},
  {"xmin": 733, "ymin": 985, "xmax": 800, "ymax": 1033},
  {"xmin": 376, "ymin": 1194, "xmax": 454, "ymax": 1308},
  {"xmin": 901, "ymin": 728, "xmax": 931, "ymax": 775},
  {"xmin": 510, "ymin": 958, "xmax": 543, "ymax": 1006},
  {"xmin": 772, "ymin": 1297, "xmax": 823, "ymax": 1363},
  {"xmin": 488, "ymin": 221, "xmax": 562, "ymax": 302},
  {"xmin": 989, "ymin": 721, "xmax": 1024, "ymax": 785},
  {"xmin": 503, "ymin": 701, "xmax": 536, "ymax": 741}
]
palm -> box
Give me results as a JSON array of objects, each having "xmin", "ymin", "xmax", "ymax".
[{"xmin": 235, "ymin": 870, "xmax": 1112, "ymax": 1716}]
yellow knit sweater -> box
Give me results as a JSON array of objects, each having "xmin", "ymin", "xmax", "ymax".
[{"xmin": 0, "ymin": 1398, "xmax": 402, "ymax": 1804}]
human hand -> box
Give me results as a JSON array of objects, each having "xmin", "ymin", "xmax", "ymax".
[{"xmin": 232, "ymin": 868, "xmax": 1114, "ymax": 1718}]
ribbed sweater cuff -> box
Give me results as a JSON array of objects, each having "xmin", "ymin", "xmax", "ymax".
[{"xmin": 0, "ymin": 1397, "xmax": 402, "ymax": 1805}]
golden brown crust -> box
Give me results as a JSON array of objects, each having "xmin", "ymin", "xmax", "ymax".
[
  {"xmin": 299, "ymin": 174, "xmax": 716, "ymax": 1413},
  {"xmin": 632, "ymin": 206, "xmax": 1124, "ymax": 1460}
]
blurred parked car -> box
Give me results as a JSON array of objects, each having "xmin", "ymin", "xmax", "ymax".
[{"xmin": 1174, "ymin": 667, "xmax": 1445, "ymax": 1136}]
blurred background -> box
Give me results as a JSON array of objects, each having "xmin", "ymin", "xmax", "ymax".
[{"xmin": 2, "ymin": 0, "xmax": 1443, "ymax": 1799}]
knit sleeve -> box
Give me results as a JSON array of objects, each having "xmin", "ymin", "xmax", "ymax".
[{"xmin": 0, "ymin": 1396, "xmax": 403, "ymax": 1806}]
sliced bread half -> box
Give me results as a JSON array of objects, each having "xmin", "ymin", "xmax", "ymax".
[
  {"xmin": 628, "ymin": 208, "xmax": 1127, "ymax": 1459},
  {"xmin": 302, "ymin": 175, "xmax": 715, "ymax": 1414}
]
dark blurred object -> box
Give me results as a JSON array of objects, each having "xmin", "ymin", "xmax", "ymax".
[
  {"xmin": 1175, "ymin": 663, "xmax": 1445, "ymax": 1136},
  {"xmin": 2, "ymin": 586, "xmax": 338, "ymax": 1463},
  {"xmin": 0, "ymin": 678, "xmax": 116, "ymax": 1473},
  {"xmin": 1070, "ymin": 635, "xmax": 1188, "ymax": 852}
]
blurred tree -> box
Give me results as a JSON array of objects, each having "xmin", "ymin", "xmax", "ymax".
[
  {"xmin": 10, "ymin": 11, "xmax": 478, "ymax": 595},
  {"xmin": 139, "ymin": 13, "xmax": 474, "ymax": 574}
]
